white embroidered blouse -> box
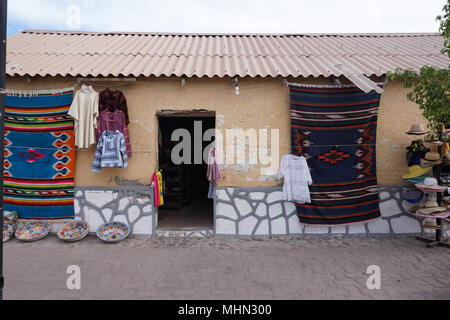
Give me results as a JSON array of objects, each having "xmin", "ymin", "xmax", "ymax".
[{"xmin": 278, "ymin": 154, "xmax": 313, "ymax": 204}]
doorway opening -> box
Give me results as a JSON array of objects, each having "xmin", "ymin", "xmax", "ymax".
[{"xmin": 157, "ymin": 111, "xmax": 215, "ymax": 230}]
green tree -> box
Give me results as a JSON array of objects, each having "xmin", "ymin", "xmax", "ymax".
[{"xmin": 388, "ymin": 0, "xmax": 450, "ymax": 140}]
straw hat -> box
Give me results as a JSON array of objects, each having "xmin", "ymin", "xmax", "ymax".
[
  {"xmin": 422, "ymin": 152, "xmax": 442, "ymax": 166},
  {"xmin": 402, "ymin": 165, "xmax": 432, "ymax": 179},
  {"xmin": 406, "ymin": 124, "xmax": 430, "ymax": 135},
  {"xmin": 425, "ymin": 152, "xmax": 441, "ymax": 161},
  {"xmin": 422, "ymin": 221, "xmax": 438, "ymax": 228},
  {"xmin": 421, "ymin": 158, "xmax": 442, "ymax": 166},
  {"xmin": 419, "ymin": 206, "xmax": 448, "ymax": 215},
  {"xmin": 409, "ymin": 205, "xmax": 423, "ymax": 214},
  {"xmin": 403, "ymin": 174, "xmax": 432, "ymax": 184}
]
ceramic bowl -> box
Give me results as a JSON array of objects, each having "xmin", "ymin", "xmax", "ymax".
[
  {"xmin": 57, "ymin": 221, "xmax": 89, "ymax": 242},
  {"xmin": 3, "ymin": 223, "xmax": 15, "ymax": 243},
  {"xmin": 96, "ymin": 222, "xmax": 130, "ymax": 243},
  {"xmin": 15, "ymin": 221, "xmax": 50, "ymax": 242}
]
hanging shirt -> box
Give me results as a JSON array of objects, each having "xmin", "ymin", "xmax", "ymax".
[
  {"xmin": 97, "ymin": 110, "xmax": 132, "ymax": 158},
  {"xmin": 92, "ymin": 130, "xmax": 128, "ymax": 172},
  {"xmin": 99, "ymin": 89, "xmax": 130, "ymax": 125},
  {"xmin": 68, "ymin": 84, "xmax": 99, "ymax": 149},
  {"xmin": 278, "ymin": 154, "xmax": 313, "ymax": 204}
]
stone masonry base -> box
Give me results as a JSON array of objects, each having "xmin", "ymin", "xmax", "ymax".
[
  {"xmin": 215, "ymin": 186, "xmax": 449, "ymax": 238},
  {"xmin": 38, "ymin": 186, "xmax": 448, "ymax": 239}
]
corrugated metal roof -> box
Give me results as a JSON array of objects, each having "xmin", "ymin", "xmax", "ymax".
[{"xmin": 6, "ymin": 30, "xmax": 449, "ymax": 78}]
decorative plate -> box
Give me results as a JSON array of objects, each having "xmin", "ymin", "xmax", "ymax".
[
  {"xmin": 3, "ymin": 211, "xmax": 18, "ymax": 225},
  {"xmin": 57, "ymin": 221, "xmax": 89, "ymax": 242},
  {"xmin": 96, "ymin": 222, "xmax": 130, "ymax": 243},
  {"xmin": 15, "ymin": 221, "xmax": 50, "ymax": 242},
  {"xmin": 3, "ymin": 223, "xmax": 15, "ymax": 243}
]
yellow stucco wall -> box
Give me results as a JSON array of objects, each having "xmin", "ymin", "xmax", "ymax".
[{"xmin": 5, "ymin": 76, "xmax": 425, "ymax": 187}]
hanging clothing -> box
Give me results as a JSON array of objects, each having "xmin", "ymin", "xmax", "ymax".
[
  {"xmin": 97, "ymin": 109, "xmax": 132, "ymax": 158},
  {"xmin": 207, "ymin": 146, "xmax": 220, "ymax": 199},
  {"xmin": 157, "ymin": 171, "xmax": 164, "ymax": 206},
  {"xmin": 207, "ymin": 146, "xmax": 220, "ymax": 183},
  {"xmin": 92, "ymin": 130, "xmax": 128, "ymax": 172},
  {"xmin": 151, "ymin": 172, "xmax": 161, "ymax": 207},
  {"xmin": 151, "ymin": 171, "xmax": 164, "ymax": 207},
  {"xmin": 99, "ymin": 88, "xmax": 130, "ymax": 125},
  {"xmin": 278, "ymin": 154, "xmax": 313, "ymax": 204},
  {"xmin": 68, "ymin": 84, "xmax": 99, "ymax": 149}
]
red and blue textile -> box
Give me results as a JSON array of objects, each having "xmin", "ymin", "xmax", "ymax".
[
  {"xmin": 3, "ymin": 91, "xmax": 76, "ymax": 220},
  {"xmin": 290, "ymin": 85, "xmax": 381, "ymax": 226}
]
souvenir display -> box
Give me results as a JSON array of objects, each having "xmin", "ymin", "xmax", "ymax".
[
  {"xmin": 15, "ymin": 221, "xmax": 51, "ymax": 242},
  {"xmin": 91, "ymin": 89, "xmax": 132, "ymax": 172},
  {"xmin": 57, "ymin": 221, "xmax": 89, "ymax": 242},
  {"xmin": 406, "ymin": 122, "xmax": 450, "ymax": 248},
  {"xmin": 96, "ymin": 222, "xmax": 130, "ymax": 243}
]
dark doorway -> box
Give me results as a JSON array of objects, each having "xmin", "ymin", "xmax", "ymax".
[{"xmin": 157, "ymin": 113, "xmax": 215, "ymax": 230}]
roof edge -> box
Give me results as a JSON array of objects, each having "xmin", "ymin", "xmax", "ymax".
[{"xmin": 20, "ymin": 29, "xmax": 442, "ymax": 37}]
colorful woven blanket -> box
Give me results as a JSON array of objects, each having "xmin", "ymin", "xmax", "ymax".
[
  {"xmin": 4, "ymin": 91, "xmax": 76, "ymax": 220},
  {"xmin": 290, "ymin": 85, "xmax": 381, "ymax": 226}
]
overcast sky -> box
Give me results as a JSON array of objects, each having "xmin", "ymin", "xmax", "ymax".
[{"xmin": 6, "ymin": 0, "xmax": 447, "ymax": 36}]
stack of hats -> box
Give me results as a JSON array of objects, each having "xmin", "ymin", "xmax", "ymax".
[
  {"xmin": 411, "ymin": 178, "xmax": 450, "ymax": 226},
  {"xmin": 403, "ymin": 124, "xmax": 440, "ymax": 184},
  {"xmin": 417, "ymin": 201, "xmax": 448, "ymax": 217}
]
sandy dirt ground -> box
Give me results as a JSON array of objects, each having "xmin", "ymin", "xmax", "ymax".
[{"xmin": 3, "ymin": 236, "xmax": 450, "ymax": 300}]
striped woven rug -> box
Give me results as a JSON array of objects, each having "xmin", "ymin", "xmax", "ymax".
[
  {"xmin": 290, "ymin": 85, "xmax": 382, "ymax": 226},
  {"xmin": 4, "ymin": 90, "xmax": 76, "ymax": 220}
]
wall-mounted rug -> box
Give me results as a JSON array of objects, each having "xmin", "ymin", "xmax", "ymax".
[
  {"xmin": 290, "ymin": 84, "xmax": 382, "ymax": 226},
  {"xmin": 4, "ymin": 90, "xmax": 76, "ymax": 220}
]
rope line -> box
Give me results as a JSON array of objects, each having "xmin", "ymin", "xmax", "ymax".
[{"xmin": 3, "ymin": 141, "xmax": 413, "ymax": 152}]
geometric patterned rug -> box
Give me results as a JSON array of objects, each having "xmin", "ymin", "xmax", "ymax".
[
  {"xmin": 3, "ymin": 90, "xmax": 76, "ymax": 220},
  {"xmin": 290, "ymin": 84, "xmax": 382, "ymax": 226}
]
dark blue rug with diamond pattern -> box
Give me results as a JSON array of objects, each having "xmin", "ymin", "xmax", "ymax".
[{"xmin": 290, "ymin": 85, "xmax": 382, "ymax": 226}]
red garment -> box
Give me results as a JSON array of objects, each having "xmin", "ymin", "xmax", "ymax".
[{"xmin": 99, "ymin": 89, "xmax": 130, "ymax": 125}]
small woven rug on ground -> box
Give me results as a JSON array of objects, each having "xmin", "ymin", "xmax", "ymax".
[
  {"xmin": 290, "ymin": 84, "xmax": 382, "ymax": 226},
  {"xmin": 4, "ymin": 90, "xmax": 76, "ymax": 220}
]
